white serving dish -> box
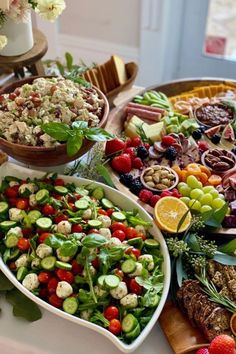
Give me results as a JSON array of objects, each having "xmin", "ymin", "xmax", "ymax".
[{"xmin": 0, "ymin": 162, "xmax": 171, "ymax": 353}]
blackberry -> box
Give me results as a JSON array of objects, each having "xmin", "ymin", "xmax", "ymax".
[
  {"xmin": 164, "ymin": 146, "xmax": 177, "ymax": 161},
  {"xmin": 136, "ymin": 146, "xmax": 149, "ymax": 159},
  {"xmin": 130, "ymin": 178, "xmax": 143, "ymax": 195},
  {"xmin": 119, "ymin": 173, "xmax": 133, "ymax": 187},
  {"xmin": 211, "ymin": 134, "xmax": 221, "ymax": 144},
  {"xmin": 231, "ymin": 148, "xmax": 236, "ymax": 155},
  {"xmin": 192, "ymin": 129, "xmax": 202, "ymax": 140},
  {"xmin": 199, "ymin": 125, "xmax": 207, "ymax": 133}
]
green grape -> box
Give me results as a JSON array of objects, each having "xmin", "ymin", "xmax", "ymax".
[
  {"xmin": 189, "ymin": 199, "xmax": 201, "ymax": 211},
  {"xmin": 178, "ymin": 184, "xmax": 191, "ymax": 197},
  {"xmin": 200, "ymin": 205, "xmax": 212, "ymax": 213},
  {"xmin": 180, "ymin": 197, "xmax": 190, "ymax": 206},
  {"xmin": 200, "ymin": 193, "xmax": 213, "ymax": 206},
  {"xmin": 202, "ymin": 186, "xmax": 214, "ymax": 193},
  {"xmin": 211, "ymin": 198, "xmax": 225, "ymax": 209},
  {"xmin": 190, "ymin": 188, "xmax": 204, "ymax": 200},
  {"xmin": 210, "ymin": 189, "xmax": 219, "ymax": 199},
  {"xmin": 177, "ymin": 182, "xmax": 187, "ymax": 191},
  {"xmin": 218, "ymin": 193, "xmax": 225, "ymax": 200},
  {"xmin": 186, "ymin": 175, "xmax": 202, "ymax": 189},
  {"xmin": 226, "ymin": 207, "xmax": 231, "ymax": 215}
]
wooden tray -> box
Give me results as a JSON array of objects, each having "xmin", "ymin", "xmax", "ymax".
[
  {"xmin": 105, "ymin": 78, "xmax": 236, "ymax": 237},
  {"xmin": 159, "ymin": 301, "xmax": 209, "ymax": 354}
]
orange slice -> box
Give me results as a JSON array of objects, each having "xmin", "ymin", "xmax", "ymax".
[
  {"xmin": 230, "ymin": 313, "xmax": 236, "ymax": 336},
  {"xmin": 154, "ymin": 196, "xmax": 192, "ymax": 233}
]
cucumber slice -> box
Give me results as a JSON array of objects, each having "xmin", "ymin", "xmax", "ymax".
[
  {"xmin": 16, "ymin": 266, "xmax": 28, "ymax": 281},
  {"xmin": 122, "ymin": 314, "xmax": 138, "ymax": 333},
  {"xmin": 27, "ymin": 210, "xmax": 42, "ymax": 224},
  {"xmin": 55, "ymin": 261, "xmax": 72, "ymax": 270},
  {"xmin": 35, "ymin": 189, "xmax": 49, "ymax": 204},
  {"xmin": 127, "ymin": 237, "xmax": 143, "ymax": 249},
  {"xmin": 144, "ymin": 239, "xmax": 160, "ymax": 249},
  {"xmin": 8, "ymin": 248, "xmax": 20, "ymax": 260},
  {"xmin": 121, "ymin": 259, "xmax": 136, "ymax": 274},
  {"xmin": 63, "ymin": 297, "xmax": 78, "ymax": 315},
  {"xmin": 125, "ymin": 323, "xmax": 141, "ymax": 339},
  {"xmin": 0, "ymin": 201, "xmax": 8, "ymax": 214},
  {"xmin": 88, "ymin": 220, "xmax": 102, "ymax": 228},
  {"xmin": 75, "ymin": 199, "xmax": 89, "ymax": 210},
  {"xmin": 104, "ymin": 275, "xmax": 120, "ymax": 289},
  {"xmin": 41, "ymin": 256, "xmax": 56, "ymax": 270},
  {"xmin": 4, "ymin": 234, "xmax": 19, "ymax": 248},
  {"xmin": 54, "ymin": 186, "xmax": 68, "ymax": 195},
  {"xmin": 101, "ymin": 198, "xmax": 114, "ymax": 209},
  {"xmin": 75, "ymin": 187, "xmax": 89, "ymax": 197},
  {"xmin": 111, "ymin": 212, "xmax": 126, "ymax": 221},
  {"xmin": 0, "ymin": 220, "xmax": 17, "ymax": 231},
  {"xmin": 36, "ymin": 217, "xmax": 52, "ymax": 230},
  {"xmin": 92, "ymin": 187, "xmax": 104, "ymax": 200},
  {"xmin": 97, "ymin": 275, "xmax": 107, "ymax": 289}
]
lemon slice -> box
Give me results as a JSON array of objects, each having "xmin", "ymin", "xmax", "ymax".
[
  {"xmin": 154, "ymin": 196, "xmax": 192, "ymax": 233},
  {"xmin": 230, "ymin": 312, "xmax": 236, "ymax": 336}
]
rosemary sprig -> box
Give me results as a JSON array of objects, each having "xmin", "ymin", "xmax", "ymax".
[{"xmin": 196, "ymin": 268, "xmax": 236, "ymax": 313}]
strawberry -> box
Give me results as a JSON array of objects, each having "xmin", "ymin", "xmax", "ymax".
[
  {"xmin": 111, "ymin": 154, "xmax": 132, "ymax": 174},
  {"xmin": 124, "ymin": 147, "xmax": 137, "ymax": 160},
  {"xmin": 132, "ymin": 157, "xmax": 143, "ymax": 169},
  {"xmin": 131, "ymin": 137, "xmax": 142, "ymax": 147},
  {"xmin": 208, "ymin": 335, "xmax": 235, "ymax": 354},
  {"xmin": 105, "ymin": 138, "xmax": 126, "ymax": 156},
  {"xmin": 195, "ymin": 349, "xmax": 209, "ymax": 354},
  {"xmin": 162, "ymin": 135, "xmax": 177, "ymax": 146}
]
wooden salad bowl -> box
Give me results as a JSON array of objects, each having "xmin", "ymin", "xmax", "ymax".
[{"xmin": 0, "ymin": 76, "xmax": 109, "ymax": 166}]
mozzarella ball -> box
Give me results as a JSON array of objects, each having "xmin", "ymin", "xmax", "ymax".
[
  {"xmin": 31, "ymin": 257, "xmax": 41, "ymax": 269},
  {"xmin": 56, "ymin": 281, "xmax": 73, "ymax": 299},
  {"xmin": 15, "ymin": 254, "xmax": 29, "ymax": 268},
  {"xmin": 82, "ymin": 265, "xmax": 96, "ymax": 278},
  {"xmin": 19, "ymin": 183, "xmax": 38, "ymax": 195},
  {"xmin": 36, "ymin": 244, "xmax": 53, "ymax": 259},
  {"xmin": 7, "ymin": 226, "xmax": 23, "ymax": 238},
  {"xmin": 56, "ymin": 248, "xmax": 71, "ymax": 262},
  {"xmin": 9, "ymin": 181, "xmax": 19, "ymax": 187},
  {"xmin": 80, "ymin": 309, "xmax": 92, "ymax": 321},
  {"xmin": 108, "ymin": 237, "xmax": 122, "ymax": 247},
  {"xmin": 110, "ymin": 281, "xmax": 128, "ymax": 299},
  {"xmin": 9, "ymin": 208, "xmax": 24, "ymax": 221},
  {"xmin": 129, "ymin": 262, "xmax": 143, "ymax": 277},
  {"xmin": 56, "ymin": 221, "xmax": 72, "ymax": 235},
  {"xmin": 138, "ymin": 254, "xmax": 154, "ymax": 271},
  {"xmin": 94, "ymin": 285, "xmax": 108, "ymax": 298},
  {"xmin": 120, "ymin": 294, "xmax": 138, "ymax": 308},
  {"xmin": 29, "ymin": 194, "xmax": 37, "ymax": 207},
  {"xmin": 99, "ymin": 228, "xmax": 111, "ymax": 239},
  {"xmin": 22, "ymin": 273, "xmax": 40, "ymax": 291},
  {"xmin": 82, "ymin": 208, "xmax": 92, "ymax": 220},
  {"xmin": 135, "ymin": 225, "xmax": 146, "ymax": 235},
  {"xmin": 97, "ymin": 215, "xmax": 111, "ymax": 228}
]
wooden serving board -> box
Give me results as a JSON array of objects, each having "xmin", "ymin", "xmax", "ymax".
[
  {"xmin": 105, "ymin": 79, "xmax": 236, "ymax": 238},
  {"xmin": 159, "ymin": 301, "xmax": 209, "ymax": 354}
]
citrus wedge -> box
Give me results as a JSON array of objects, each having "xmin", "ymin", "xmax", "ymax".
[
  {"xmin": 154, "ymin": 196, "xmax": 192, "ymax": 233},
  {"xmin": 230, "ymin": 312, "xmax": 236, "ymax": 336}
]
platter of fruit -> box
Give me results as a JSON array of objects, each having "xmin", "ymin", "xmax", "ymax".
[{"xmin": 105, "ymin": 79, "xmax": 236, "ymax": 237}]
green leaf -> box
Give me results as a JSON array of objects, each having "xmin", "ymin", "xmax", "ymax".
[
  {"xmin": 177, "ymin": 209, "xmax": 191, "ymax": 233},
  {"xmin": 96, "ymin": 164, "xmax": 116, "ymax": 188},
  {"xmin": 176, "ymin": 256, "xmax": 187, "ymax": 287},
  {"xmin": 41, "ymin": 123, "xmax": 70, "ymax": 141},
  {"xmin": 204, "ymin": 203, "xmax": 228, "ymax": 228},
  {"xmin": 72, "ymin": 121, "xmax": 88, "ymax": 130},
  {"xmin": 186, "ymin": 233, "xmax": 201, "ymax": 252},
  {"xmin": 213, "ymin": 251, "xmax": 236, "ymax": 266},
  {"xmin": 5, "ymin": 288, "xmax": 42, "ymax": 322},
  {"xmin": 65, "ymin": 52, "xmax": 73, "ymax": 71},
  {"xmin": 45, "ymin": 234, "xmax": 66, "ymax": 249},
  {"xmin": 85, "ymin": 128, "xmax": 115, "ymax": 142},
  {"xmin": 142, "ymin": 289, "xmax": 160, "ymax": 308},
  {"xmin": 218, "ymin": 239, "xmax": 236, "ymax": 255},
  {"xmin": 59, "ymin": 240, "xmax": 78, "ymax": 257},
  {"xmin": 67, "ymin": 132, "xmax": 83, "ymax": 157},
  {"xmin": 90, "ymin": 310, "xmax": 110, "ymax": 328},
  {"xmin": 126, "ymin": 215, "xmax": 152, "ymax": 227},
  {"xmin": 81, "ymin": 234, "xmax": 108, "ymax": 248},
  {"xmin": 0, "ymin": 272, "xmax": 14, "ymax": 291},
  {"xmin": 55, "ymin": 61, "xmax": 65, "ymax": 75}
]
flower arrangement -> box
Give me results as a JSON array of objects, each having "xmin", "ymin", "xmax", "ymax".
[{"xmin": 0, "ymin": 0, "xmax": 66, "ymax": 49}]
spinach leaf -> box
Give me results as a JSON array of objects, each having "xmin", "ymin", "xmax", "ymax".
[
  {"xmin": 41, "ymin": 122, "xmax": 70, "ymax": 141},
  {"xmin": 81, "ymin": 234, "xmax": 107, "ymax": 248}
]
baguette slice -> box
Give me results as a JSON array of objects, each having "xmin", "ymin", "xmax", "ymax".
[
  {"xmin": 89, "ymin": 68, "xmax": 101, "ymax": 90},
  {"xmin": 101, "ymin": 63, "xmax": 116, "ymax": 92},
  {"xmin": 110, "ymin": 54, "xmax": 127, "ymax": 85},
  {"xmin": 96, "ymin": 65, "xmax": 108, "ymax": 93}
]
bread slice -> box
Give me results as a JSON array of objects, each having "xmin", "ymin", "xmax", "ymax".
[
  {"xmin": 96, "ymin": 65, "xmax": 108, "ymax": 93},
  {"xmin": 110, "ymin": 54, "xmax": 127, "ymax": 85},
  {"xmin": 100, "ymin": 63, "xmax": 116, "ymax": 92},
  {"xmin": 89, "ymin": 68, "xmax": 101, "ymax": 90}
]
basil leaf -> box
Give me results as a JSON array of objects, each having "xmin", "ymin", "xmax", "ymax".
[
  {"xmin": 65, "ymin": 52, "xmax": 73, "ymax": 71},
  {"xmin": 96, "ymin": 164, "xmax": 116, "ymax": 188},
  {"xmin": 41, "ymin": 122, "xmax": 70, "ymax": 141},
  {"xmin": 0, "ymin": 272, "xmax": 14, "ymax": 291},
  {"xmin": 59, "ymin": 241, "xmax": 78, "ymax": 257},
  {"xmin": 67, "ymin": 132, "xmax": 83, "ymax": 157},
  {"xmin": 45, "ymin": 235, "xmax": 65, "ymax": 249},
  {"xmin": 85, "ymin": 128, "xmax": 115, "ymax": 142},
  {"xmin": 81, "ymin": 234, "xmax": 107, "ymax": 248},
  {"xmin": 126, "ymin": 215, "xmax": 152, "ymax": 227},
  {"xmin": 72, "ymin": 121, "xmax": 88, "ymax": 130},
  {"xmin": 213, "ymin": 251, "xmax": 236, "ymax": 266}
]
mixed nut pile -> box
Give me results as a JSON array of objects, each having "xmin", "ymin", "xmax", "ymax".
[
  {"xmin": 142, "ymin": 166, "xmax": 177, "ymax": 191},
  {"xmin": 203, "ymin": 149, "xmax": 236, "ymax": 172}
]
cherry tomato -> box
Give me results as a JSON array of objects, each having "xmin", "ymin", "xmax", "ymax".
[
  {"xmin": 22, "ymin": 228, "xmax": 32, "ymax": 238},
  {"xmin": 73, "ymin": 193, "xmax": 81, "ymax": 200},
  {"xmin": 56, "ymin": 269, "xmax": 74, "ymax": 284},
  {"xmin": 9, "ymin": 93, "xmax": 17, "ymax": 100},
  {"xmin": 114, "ymin": 269, "xmax": 124, "ymax": 279},
  {"xmin": 16, "ymin": 199, "xmax": 28, "ymax": 210},
  {"xmin": 0, "ymin": 94, "xmax": 5, "ymax": 102},
  {"xmin": 39, "ymin": 287, "xmax": 48, "ymax": 299},
  {"xmin": 129, "ymin": 278, "xmax": 143, "ymax": 295},
  {"xmin": 98, "ymin": 209, "xmax": 108, "ymax": 216},
  {"xmin": 91, "ymin": 257, "xmax": 100, "ymax": 269},
  {"xmin": 108, "ymin": 319, "xmax": 121, "ymax": 335},
  {"xmin": 5, "ymin": 186, "xmax": 18, "ymax": 198},
  {"xmin": 126, "ymin": 227, "xmax": 138, "ymax": 240},
  {"xmin": 54, "ymin": 178, "xmax": 65, "ymax": 186},
  {"xmin": 137, "ymin": 232, "xmax": 146, "ymax": 241},
  {"xmin": 54, "ymin": 214, "xmax": 68, "ymax": 224},
  {"xmin": 104, "ymin": 306, "xmax": 119, "ymax": 321},
  {"xmin": 38, "ymin": 271, "xmax": 51, "ymax": 284},
  {"xmin": 71, "ymin": 260, "xmax": 83, "ymax": 275},
  {"xmin": 38, "ymin": 232, "xmax": 51, "ymax": 244},
  {"xmin": 47, "ymin": 277, "xmax": 59, "ymax": 294},
  {"xmin": 106, "ymin": 208, "xmax": 115, "ymax": 217},
  {"xmin": 48, "ymin": 294, "xmax": 63, "ymax": 308},
  {"xmin": 68, "ymin": 202, "xmax": 76, "ymax": 211},
  {"xmin": 88, "ymin": 228, "xmax": 99, "ymax": 234},
  {"xmin": 8, "ymin": 198, "xmax": 17, "ymax": 206},
  {"xmin": 130, "ymin": 248, "xmax": 141, "ymax": 259},
  {"xmin": 17, "ymin": 238, "xmax": 30, "ymax": 251},
  {"xmin": 9, "ymin": 261, "xmax": 16, "ymax": 270},
  {"xmin": 53, "ymin": 194, "xmax": 63, "ymax": 201},
  {"xmin": 111, "ymin": 222, "xmax": 127, "ymax": 233},
  {"xmin": 42, "ymin": 204, "xmax": 55, "ymax": 216},
  {"xmin": 71, "ymin": 224, "xmax": 83, "ymax": 233},
  {"xmin": 112, "ymin": 230, "xmax": 126, "ymax": 242}
]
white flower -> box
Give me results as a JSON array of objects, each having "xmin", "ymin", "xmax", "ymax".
[
  {"xmin": 36, "ymin": 0, "xmax": 66, "ymax": 22},
  {"xmin": 6, "ymin": 0, "xmax": 31, "ymax": 23},
  {"xmin": 0, "ymin": 35, "xmax": 7, "ymax": 50}
]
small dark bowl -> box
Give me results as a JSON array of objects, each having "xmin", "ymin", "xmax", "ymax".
[{"xmin": 0, "ymin": 76, "xmax": 109, "ymax": 166}]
